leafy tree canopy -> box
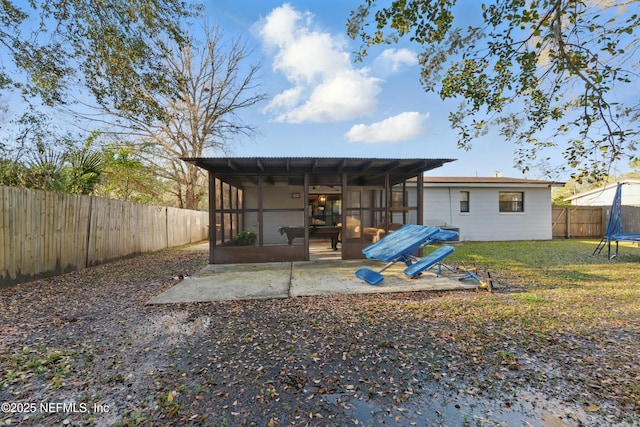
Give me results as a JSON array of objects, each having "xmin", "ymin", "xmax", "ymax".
[
  {"xmin": 0, "ymin": 0, "xmax": 196, "ymax": 122},
  {"xmin": 348, "ymin": 0, "xmax": 640, "ymax": 182},
  {"xmin": 0, "ymin": 120, "xmax": 106, "ymax": 195},
  {"xmin": 96, "ymin": 146, "xmax": 167, "ymax": 204}
]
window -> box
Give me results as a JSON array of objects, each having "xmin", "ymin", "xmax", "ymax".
[
  {"xmin": 391, "ymin": 190, "xmax": 407, "ymax": 207},
  {"xmin": 460, "ymin": 191, "xmax": 469, "ymax": 213},
  {"xmin": 499, "ymin": 192, "xmax": 524, "ymax": 212}
]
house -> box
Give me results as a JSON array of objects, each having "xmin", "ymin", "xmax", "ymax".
[
  {"xmin": 182, "ymin": 157, "xmax": 454, "ymax": 263},
  {"xmin": 182, "ymin": 156, "xmax": 565, "ymax": 264},
  {"xmin": 564, "ymin": 179, "xmax": 640, "ymax": 206},
  {"xmin": 407, "ymin": 177, "xmax": 564, "ymax": 241}
]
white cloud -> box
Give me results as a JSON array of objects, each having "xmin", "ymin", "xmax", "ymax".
[
  {"xmin": 374, "ymin": 48, "xmax": 419, "ymax": 73},
  {"xmin": 345, "ymin": 112, "xmax": 431, "ymax": 143},
  {"xmin": 256, "ymin": 4, "xmax": 382, "ymax": 123},
  {"xmin": 274, "ymin": 70, "xmax": 381, "ymax": 123},
  {"xmin": 267, "ymin": 86, "xmax": 303, "ymax": 110}
]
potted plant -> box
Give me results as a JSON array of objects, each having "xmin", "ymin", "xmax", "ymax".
[{"xmin": 234, "ymin": 230, "xmax": 257, "ymax": 246}]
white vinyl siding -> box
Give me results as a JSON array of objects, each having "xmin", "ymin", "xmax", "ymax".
[
  {"xmin": 567, "ymin": 181, "xmax": 640, "ymax": 206},
  {"xmin": 416, "ymin": 186, "xmax": 553, "ymax": 241}
]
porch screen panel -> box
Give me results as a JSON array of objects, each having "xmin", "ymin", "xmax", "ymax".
[
  {"xmin": 259, "ymin": 176, "xmax": 305, "ymax": 246},
  {"xmin": 214, "ymin": 179, "xmax": 244, "ymax": 245},
  {"xmin": 268, "ymin": 212, "xmax": 304, "ymax": 246},
  {"xmin": 345, "ymin": 190, "xmax": 362, "ymax": 239},
  {"xmin": 390, "ymin": 183, "xmax": 418, "ymax": 225}
]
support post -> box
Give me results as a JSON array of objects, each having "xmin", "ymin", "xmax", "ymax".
[
  {"xmin": 417, "ymin": 174, "xmax": 424, "ymax": 225},
  {"xmin": 304, "ymin": 173, "xmax": 310, "ymax": 261},
  {"xmin": 341, "ymin": 172, "xmax": 348, "ymax": 259},
  {"xmin": 258, "ymin": 174, "xmax": 264, "ymax": 246},
  {"xmin": 384, "ymin": 173, "xmax": 390, "ymax": 228},
  {"xmin": 209, "ymin": 174, "xmax": 216, "ymax": 264}
]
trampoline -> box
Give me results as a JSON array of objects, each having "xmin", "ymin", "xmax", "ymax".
[{"xmin": 593, "ymin": 182, "xmax": 640, "ymax": 259}]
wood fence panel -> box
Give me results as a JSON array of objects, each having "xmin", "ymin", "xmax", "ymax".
[
  {"xmin": 555, "ymin": 204, "xmax": 640, "ymax": 239},
  {"xmin": 622, "ymin": 206, "xmax": 640, "ymax": 233},
  {"xmin": 167, "ymin": 207, "xmax": 186, "ymax": 248},
  {"xmin": 191, "ymin": 211, "xmax": 208, "ymax": 243},
  {"xmin": 86, "ymin": 196, "xmax": 107, "ymax": 266},
  {"xmin": 570, "ymin": 206, "xmax": 602, "ymax": 237},
  {"xmin": 87, "ymin": 198, "xmax": 138, "ymax": 266},
  {"xmin": 137, "ymin": 204, "xmax": 168, "ymax": 253},
  {"xmin": 0, "ymin": 187, "xmax": 7, "ymax": 280},
  {"xmin": 167, "ymin": 207, "xmax": 209, "ymax": 247},
  {"xmin": 1, "ymin": 186, "xmax": 209, "ymax": 286},
  {"xmin": 60, "ymin": 193, "xmax": 90, "ymax": 273},
  {"xmin": 602, "ymin": 205, "xmax": 640, "ymax": 234},
  {"xmin": 552, "ymin": 206, "xmax": 567, "ymax": 238},
  {"xmin": 552, "ymin": 205, "xmax": 603, "ymax": 238}
]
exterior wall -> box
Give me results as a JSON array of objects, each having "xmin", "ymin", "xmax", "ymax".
[
  {"xmin": 568, "ymin": 186, "xmax": 617, "ymax": 206},
  {"xmin": 242, "ymin": 181, "xmax": 555, "ymax": 245},
  {"xmin": 244, "ymin": 184, "xmax": 305, "ymax": 245},
  {"xmin": 568, "ymin": 183, "xmax": 640, "ymax": 206},
  {"xmin": 414, "ymin": 186, "xmax": 553, "ymax": 241}
]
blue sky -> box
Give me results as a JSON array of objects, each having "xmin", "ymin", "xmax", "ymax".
[
  {"xmin": 4, "ymin": 1, "xmax": 632, "ymax": 180},
  {"xmin": 206, "ymin": 1, "xmax": 547, "ymax": 179}
]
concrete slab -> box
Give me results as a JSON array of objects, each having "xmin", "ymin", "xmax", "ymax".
[
  {"xmin": 148, "ymin": 259, "xmax": 478, "ymax": 304},
  {"xmin": 147, "ymin": 262, "xmax": 292, "ymax": 304},
  {"xmin": 291, "ymin": 260, "xmax": 476, "ymax": 297}
]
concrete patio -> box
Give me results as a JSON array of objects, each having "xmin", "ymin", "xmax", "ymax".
[{"xmin": 147, "ymin": 256, "xmax": 479, "ymax": 304}]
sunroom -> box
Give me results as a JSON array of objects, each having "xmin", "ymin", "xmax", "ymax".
[{"xmin": 182, "ymin": 157, "xmax": 453, "ymax": 264}]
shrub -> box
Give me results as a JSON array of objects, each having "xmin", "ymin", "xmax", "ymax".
[{"xmin": 234, "ymin": 230, "xmax": 257, "ymax": 246}]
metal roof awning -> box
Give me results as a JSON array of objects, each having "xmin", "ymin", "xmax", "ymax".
[{"xmin": 182, "ymin": 157, "xmax": 455, "ymax": 187}]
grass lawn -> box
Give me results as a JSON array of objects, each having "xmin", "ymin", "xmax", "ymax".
[{"xmin": 444, "ymin": 239, "xmax": 640, "ymax": 332}]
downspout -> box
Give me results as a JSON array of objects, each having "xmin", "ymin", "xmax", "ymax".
[{"xmin": 448, "ymin": 187, "xmax": 453, "ymax": 226}]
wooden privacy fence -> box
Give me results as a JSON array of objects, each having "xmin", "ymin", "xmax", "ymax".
[
  {"xmin": 1, "ymin": 186, "xmax": 209, "ymax": 286},
  {"xmin": 552, "ymin": 204, "xmax": 640, "ymax": 238},
  {"xmin": 602, "ymin": 204, "xmax": 640, "ymax": 235},
  {"xmin": 552, "ymin": 205, "xmax": 603, "ymax": 238}
]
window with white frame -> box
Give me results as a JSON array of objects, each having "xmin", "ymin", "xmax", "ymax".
[
  {"xmin": 499, "ymin": 191, "xmax": 524, "ymax": 212},
  {"xmin": 460, "ymin": 191, "xmax": 469, "ymax": 213}
]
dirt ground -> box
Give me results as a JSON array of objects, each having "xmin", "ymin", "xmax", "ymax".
[{"xmin": 0, "ymin": 248, "xmax": 638, "ymax": 426}]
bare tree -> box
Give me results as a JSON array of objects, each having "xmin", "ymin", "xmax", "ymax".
[
  {"xmin": 89, "ymin": 25, "xmax": 266, "ymax": 209},
  {"xmin": 161, "ymin": 27, "xmax": 265, "ymax": 209}
]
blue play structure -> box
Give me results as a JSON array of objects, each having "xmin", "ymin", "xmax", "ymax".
[
  {"xmin": 594, "ymin": 182, "xmax": 640, "ymax": 259},
  {"xmin": 355, "ymin": 224, "xmax": 488, "ymax": 288},
  {"xmin": 355, "ymin": 225, "xmax": 441, "ymax": 285}
]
